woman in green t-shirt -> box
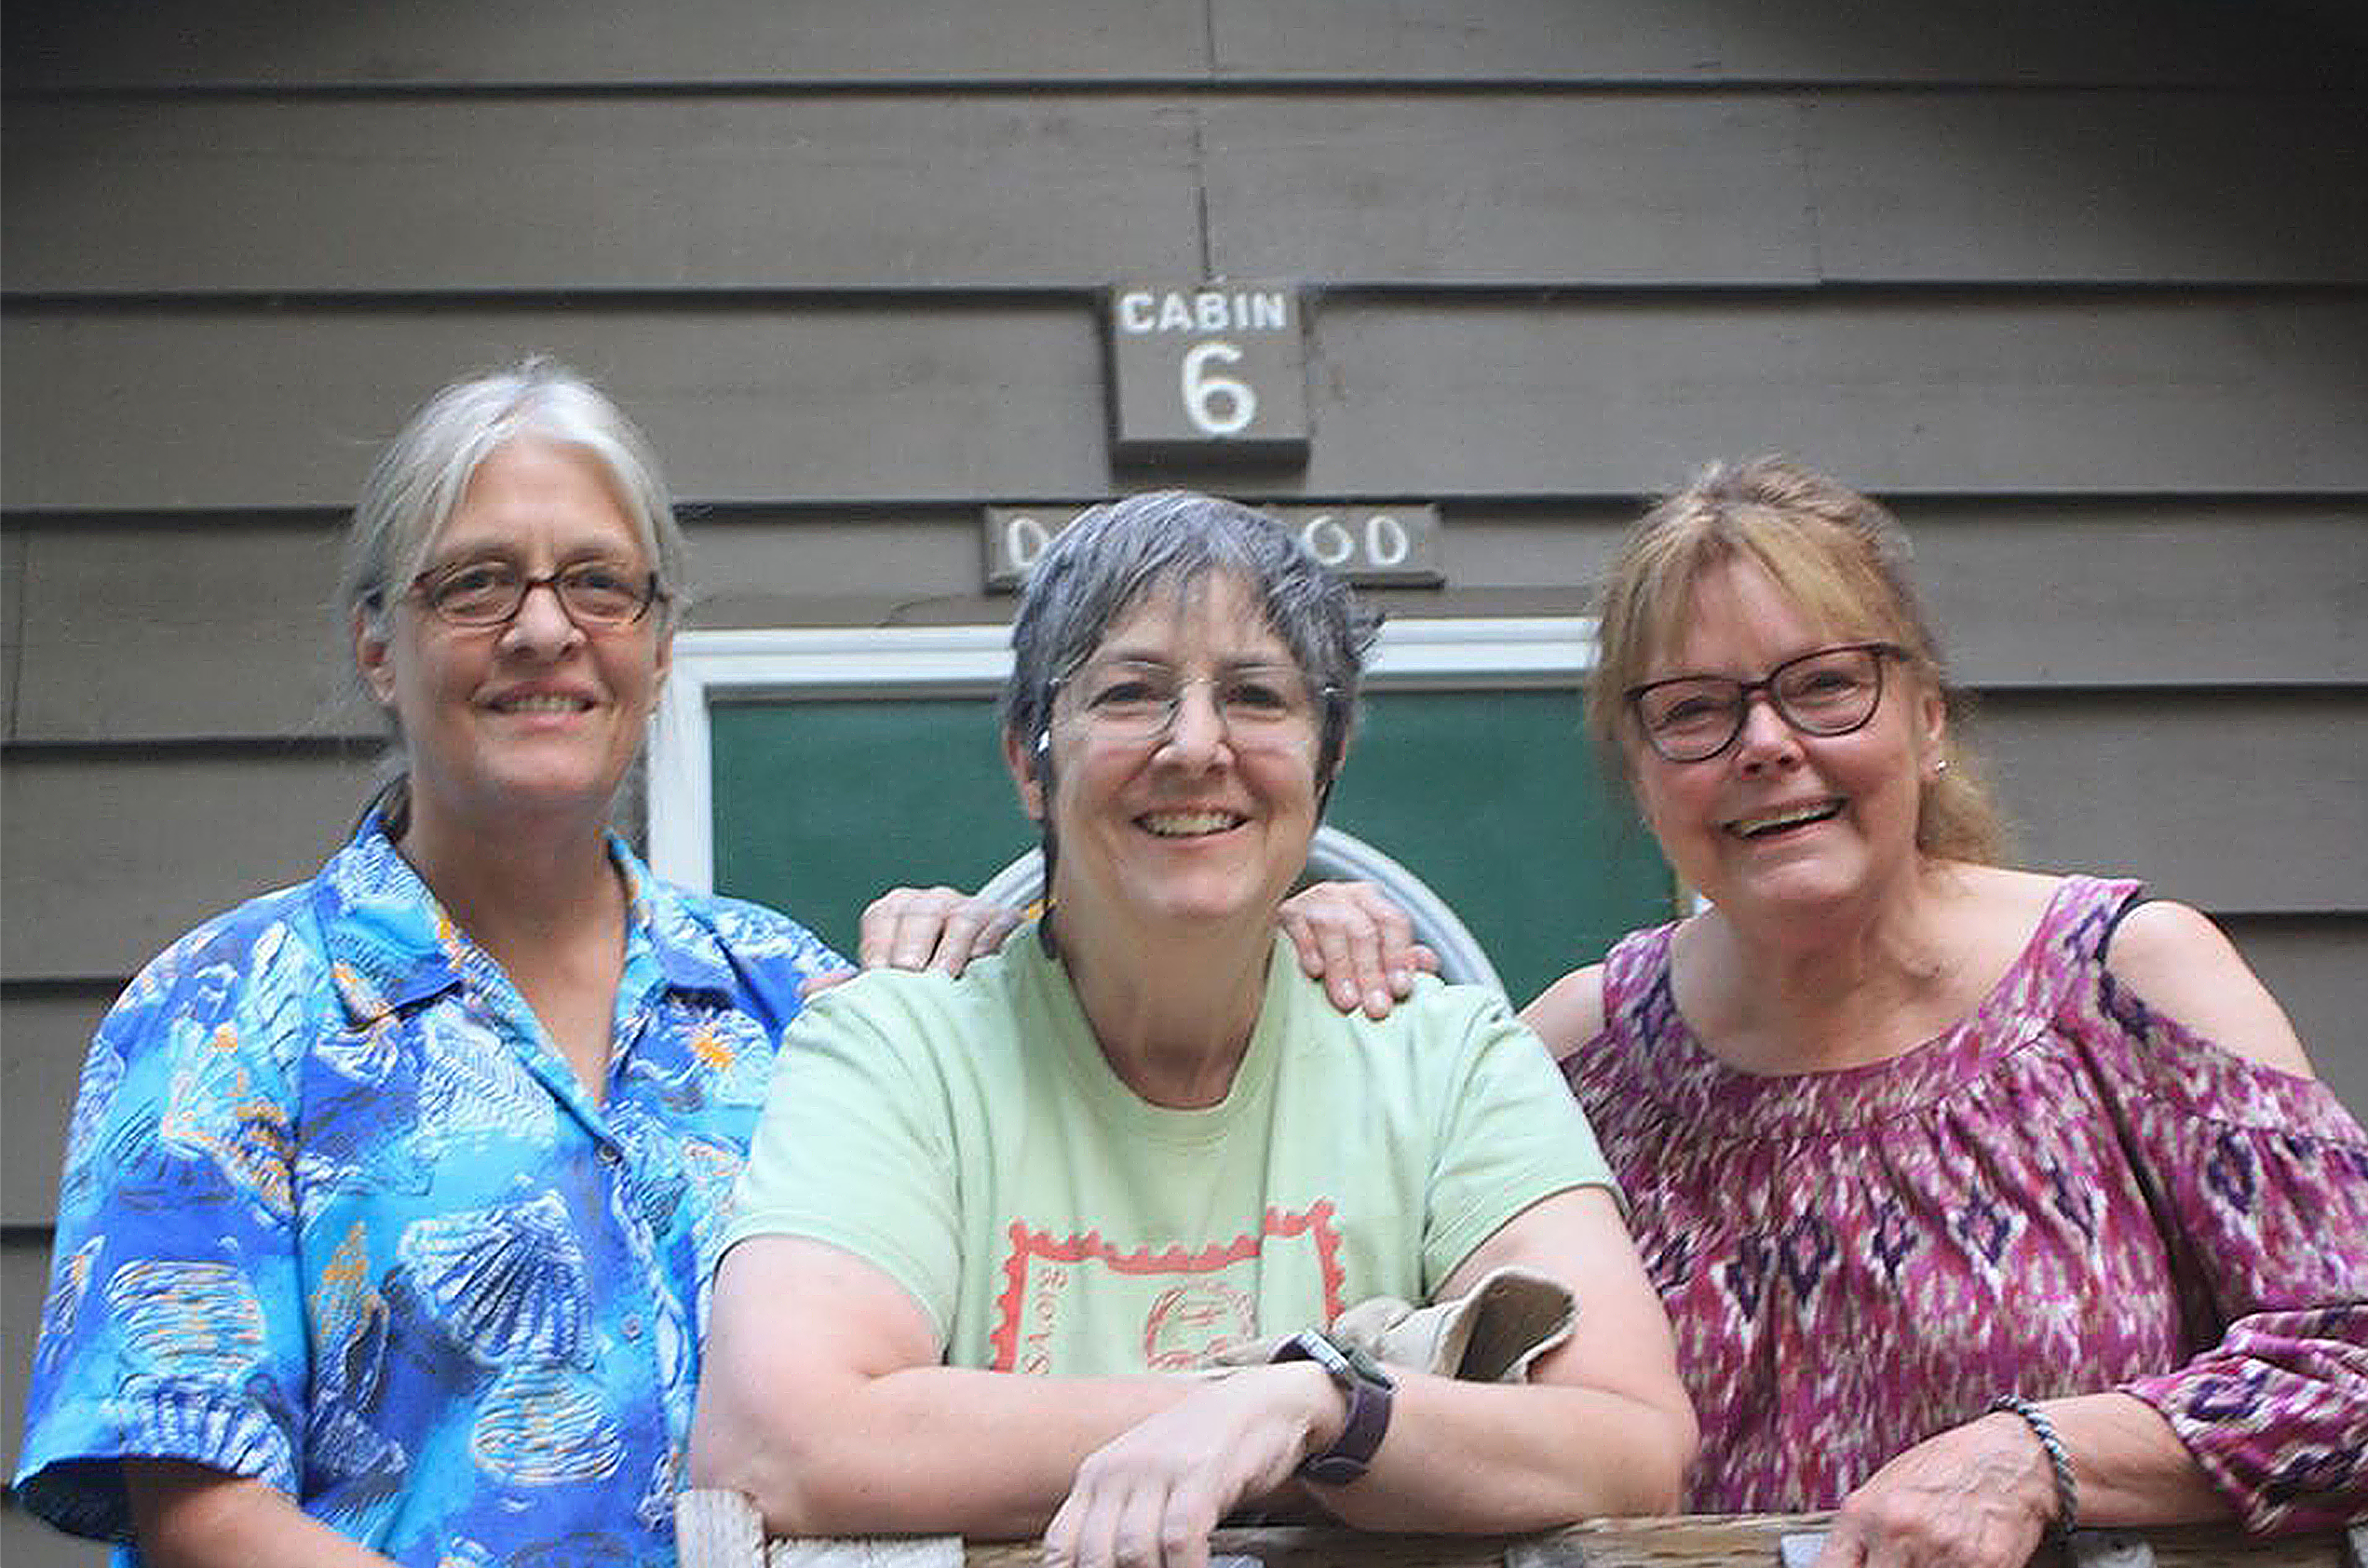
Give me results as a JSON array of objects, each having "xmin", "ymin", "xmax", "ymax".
[{"xmin": 691, "ymin": 491, "xmax": 1693, "ymax": 1568}]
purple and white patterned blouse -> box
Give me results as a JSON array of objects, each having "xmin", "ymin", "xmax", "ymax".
[{"xmin": 1565, "ymin": 874, "xmax": 2368, "ymax": 1531}]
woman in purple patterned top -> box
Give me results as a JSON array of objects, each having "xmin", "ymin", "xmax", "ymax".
[{"xmin": 1172, "ymin": 458, "xmax": 2366, "ymax": 1564}]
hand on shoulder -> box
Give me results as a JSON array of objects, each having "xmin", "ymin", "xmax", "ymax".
[{"xmin": 2104, "ymin": 899, "xmax": 2314, "ymax": 1078}]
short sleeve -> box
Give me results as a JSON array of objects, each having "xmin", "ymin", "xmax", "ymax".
[
  {"xmin": 14, "ymin": 906, "xmax": 329, "ymax": 1542},
  {"xmin": 721, "ymin": 974, "xmax": 966, "ymax": 1343},
  {"xmin": 1418, "ymin": 987, "xmax": 1620, "ymax": 1299}
]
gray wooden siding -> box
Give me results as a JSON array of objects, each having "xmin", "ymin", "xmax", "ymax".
[
  {"xmin": 9, "ymin": 0, "xmax": 2354, "ymax": 88},
  {"xmin": 5, "ymin": 3, "xmax": 2363, "ymax": 1562},
  {"xmin": 10, "ymin": 296, "xmax": 2368, "ymax": 509},
  {"xmin": 17, "ymin": 93, "xmax": 2363, "ymax": 293}
]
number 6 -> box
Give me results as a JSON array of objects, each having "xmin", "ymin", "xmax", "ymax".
[{"xmin": 1181, "ymin": 341, "xmax": 1257, "ymax": 436}]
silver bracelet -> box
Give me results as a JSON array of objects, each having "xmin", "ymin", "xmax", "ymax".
[{"xmin": 1989, "ymin": 1394, "xmax": 2078, "ymax": 1533}]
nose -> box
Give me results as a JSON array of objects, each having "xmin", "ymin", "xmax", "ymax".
[
  {"xmin": 499, "ymin": 577, "xmax": 583, "ymax": 656},
  {"xmin": 1730, "ymin": 688, "xmax": 1800, "ymax": 771},
  {"xmin": 1157, "ymin": 680, "xmax": 1233, "ymax": 765}
]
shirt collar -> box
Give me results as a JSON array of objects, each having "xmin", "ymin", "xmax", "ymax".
[{"xmin": 314, "ymin": 809, "xmax": 738, "ymax": 1024}]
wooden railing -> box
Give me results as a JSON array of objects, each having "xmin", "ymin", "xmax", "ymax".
[{"xmin": 677, "ymin": 1492, "xmax": 2366, "ymax": 1568}]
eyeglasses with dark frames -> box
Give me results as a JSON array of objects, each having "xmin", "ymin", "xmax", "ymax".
[
  {"xmin": 1626, "ymin": 642, "xmax": 1906, "ymax": 764},
  {"xmin": 380, "ymin": 558, "xmax": 666, "ymax": 629}
]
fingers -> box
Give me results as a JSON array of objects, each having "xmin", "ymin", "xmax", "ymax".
[
  {"xmin": 1277, "ymin": 882, "xmax": 1425, "ymax": 1018},
  {"xmin": 937, "ymin": 899, "xmax": 1022, "ymax": 975},
  {"xmin": 1807, "ymin": 1522, "xmax": 1867, "ymax": 1568},
  {"xmin": 857, "ymin": 887, "xmax": 1021, "ymax": 978},
  {"xmin": 1044, "ymin": 1371, "xmax": 1313, "ymax": 1568},
  {"xmin": 795, "ymin": 966, "xmax": 858, "ymax": 999},
  {"xmin": 1044, "ymin": 1464, "xmax": 1214, "ymax": 1568},
  {"xmin": 1818, "ymin": 1417, "xmax": 2055, "ymax": 1568}
]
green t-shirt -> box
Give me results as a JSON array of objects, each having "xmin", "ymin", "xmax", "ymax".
[{"xmin": 726, "ymin": 926, "xmax": 1614, "ymax": 1375}]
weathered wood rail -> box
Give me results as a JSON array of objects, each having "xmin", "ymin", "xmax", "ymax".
[{"xmin": 678, "ymin": 1491, "xmax": 2366, "ymax": 1568}]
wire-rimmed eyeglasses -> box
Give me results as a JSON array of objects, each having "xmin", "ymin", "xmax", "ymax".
[
  {"xmin": 1050, "ymin": 658, "xmax": 1333, "ymax": 753},
  {"xmin": 383, "ymin": 558, "xmax": 666, "ymax": 629},
  {"xmin": 1626, "ymin": 642, "xmax": 1905, "ymax": 763}
]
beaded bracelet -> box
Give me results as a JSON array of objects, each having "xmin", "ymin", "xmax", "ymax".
[{"xmin": 1989, "ymin": 1394, "xmax": 2079, "ymax": 1534}]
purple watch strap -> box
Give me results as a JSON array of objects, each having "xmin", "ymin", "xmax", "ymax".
[{"xmin": 1271, "ymin": 1331, "xmax": 1393, "ymax": 1484}]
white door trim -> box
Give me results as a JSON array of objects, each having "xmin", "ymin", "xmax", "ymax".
[{"xmin": 646, "ymin": 616, "xmax": 1595, "ymax": 892}]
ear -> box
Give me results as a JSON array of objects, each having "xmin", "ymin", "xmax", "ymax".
[
  {"xmin": 650, "ymin": 627, "xmax": 675, "ymax": 713},
  {"xmin": 1004, "ymin": 726, "xmax": 1047, "ymax": 822},
  {"xmin": 353, "ymin": 606, "xmax": 398, "ymax": 707},
  {"xmin": 1325, "ymin": 706, "xmax": 1355, "ymax": 777},
  {"xmin": 1915, "ymin": 681, "xmax": 1948, "ymax": 771}
]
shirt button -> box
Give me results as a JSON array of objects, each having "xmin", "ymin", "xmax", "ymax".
[
  {"xmin": 622, "ymin": 1315, "xmax": 643, "ymax": 1341},
  {"xmin": 598, "ymin": 1144, "xmax": 622, "ymax": 1166}
]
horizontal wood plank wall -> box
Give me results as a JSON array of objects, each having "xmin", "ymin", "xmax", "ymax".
[
  {"xmin": 10, "ymin": 297, "xmax": 2368, "ymax": 507},
  {"xmin": 7, "ymin": 503, "xmax": 2363, "ymax": 744},
  {"xmin": 4, "ymin": 3, "xmax": 2364, "ymax": 1561},
  {"xmin": 7, "ymin": 0, "xmax": 2356, "ymax": 87}
]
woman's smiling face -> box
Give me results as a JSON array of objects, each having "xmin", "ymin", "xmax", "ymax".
[
  {"xmin": 1627, "ymin": 558, "xmax": 1942, "ymax": 922},
  {"xmin": 357, "ymin": 436, "xmax": 670, "ymax": 842},
  {"xmin": 1012, "ymin": 571, "xmax": 1322, "ymax": 947}
]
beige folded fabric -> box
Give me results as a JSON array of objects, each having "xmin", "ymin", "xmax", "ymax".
[{"xmin": 1209, "ymin": 1264, "xmax": 1576, "ymax": 1383}]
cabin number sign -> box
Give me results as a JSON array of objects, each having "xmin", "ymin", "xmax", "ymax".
[{"xmin": 1105, "ymin": 282, "xmax": 1310, "ymax": 458}]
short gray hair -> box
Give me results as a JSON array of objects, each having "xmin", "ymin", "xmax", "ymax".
[
  {"xmin": 1002, "ymin": 490, "xmax": 1378, "ymax": 791},
  {"xmin": 339, "ymin": 357, "xmax": 686, "ymax": 642}
]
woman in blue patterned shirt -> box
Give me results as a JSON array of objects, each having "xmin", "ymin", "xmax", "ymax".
[{"xmin": 15, "ymin": 359, "xmax": 842, "ymax": 1567}]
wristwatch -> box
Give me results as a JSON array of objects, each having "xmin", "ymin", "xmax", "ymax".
[{"xmin": 1270, "ymin": 1330, "xmax": 1396, "ymax": 1484}]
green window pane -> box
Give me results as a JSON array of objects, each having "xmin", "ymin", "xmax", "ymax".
[{"xmin": 707, "ymin": 687, "xmax": 1672, "ymax": 1005}]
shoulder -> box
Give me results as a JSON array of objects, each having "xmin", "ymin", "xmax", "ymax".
[
  {"xmin": 2102, "ymin": 898, "xmax": 2314, "ymax": 1078},
  {"xmin": 786, "ymin": 948, "xmax": 1022, "ymax": 1069},
  {"xmin": 111, "ymin": 879, "xmax": 329, "ymax": 1027},
  {"xmin": 1521, "ymin": 965, "xmax": 1607, "ymax": 1061},
  {"xmin": 1333, "ymin": 968, "xmax": 1536, "ymax": 1051},
  {"xmin": 655, "ymin": 881, "xmax": 844, "ymax": 972}
]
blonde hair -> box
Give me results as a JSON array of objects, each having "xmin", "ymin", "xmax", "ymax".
[{"xmin": 1588, "ymin": 456, "xmax": 2007, "ymax": 865}]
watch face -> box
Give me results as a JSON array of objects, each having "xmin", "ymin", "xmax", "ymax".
[
  {"xmin": 1298, "ymin": 1331, "xmax": 1352, "ymax": 1380},
  {"xmin": 1302, "ymin": 1453, "xmax": 1366, "ymax": 1485}
]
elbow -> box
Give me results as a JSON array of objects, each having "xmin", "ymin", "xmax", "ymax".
[
  {"xmin": 687, "ymin": 1423, "xmax": 856, "ymax": 1539},
  {"xmin": 688, "ymin": 1386, "xmax": 846, "ymax": 1537},
  {"xmin": 1609, "ymin": 1402, "xmax": 1698, "ymax": 1517}
]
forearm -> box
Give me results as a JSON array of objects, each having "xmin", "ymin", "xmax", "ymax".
[
  {"xmin": 2041, "ymin": 1392, "xmax": 2231, "ymax": 1526},
  {"xmin": 694, "ymin": 1360, "xmax": 1200, "ymax": 1539},
  {"xmin": 125, "ymin": 1461, "xmax": 397, "ymax": 1568},
  {"xmin": 1315, "ymin": 1371, "xmax": 1695, "ymax": 1530}
]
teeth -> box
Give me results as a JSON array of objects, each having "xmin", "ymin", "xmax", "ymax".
[
  {"xmin": 1733, "ymin": 801, "xmax": 1842, "ymax": 838},
  {"xmin": 1141, "ymin": 811, "xmax": 1242, "ymax": 838},
  {"xmin": 496, "ymin": 694, "xmax": 586, "ymax": 714}
]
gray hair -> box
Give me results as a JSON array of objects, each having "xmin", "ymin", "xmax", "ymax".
[
  {"xmin": 338, "ymin": 357, "xmax": 686, "ymax": 642},
  {"xmin": 1003, "ymin": 490, "xmax": 1378, "ymax": 802}
]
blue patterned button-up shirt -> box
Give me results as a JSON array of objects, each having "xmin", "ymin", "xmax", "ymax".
[{"xmin": 15, "ymin": 815, "xmax": 840, "ymax": 1565}]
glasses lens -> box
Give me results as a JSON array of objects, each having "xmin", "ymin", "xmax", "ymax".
[
  {"xmin": 1773, "ymin": 647, "xmax": 1882, "ymax": 734},
  {"xmin": 1067, "ymin": 662, "xmax": 1318, "ymax": 750},
  {"xmin": 426, "ymin": 562, "xmax": 523, "ymax": 625},
  {"xmin": 1215, "ymin": 669, "xmax": 1317, "ymax": 738},
  {"xmin": 1636, "ymin": 679, "xmax": 1741, "ymax": 762},
  {"xmin": 557, "ymin": 563, "xmax": 651, "ymax": 625},
  {"xmin": 1073, "ymin": 665, "xmax": 1173, "ymax": 742}
]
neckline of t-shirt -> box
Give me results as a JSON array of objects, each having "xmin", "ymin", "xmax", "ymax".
[{"xmin": 1027, "ymin": 925, "xmax": 1292, "ymax": 1143}]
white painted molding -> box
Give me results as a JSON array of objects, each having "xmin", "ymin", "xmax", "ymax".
[{"xmin": 646, "ymin": 617, "xmax": 1594, "ymax": 892}]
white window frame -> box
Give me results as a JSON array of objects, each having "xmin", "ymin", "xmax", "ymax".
[{"xmin": 645, "ymin": 616, "xmax": 1595, "ymax": 896}]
